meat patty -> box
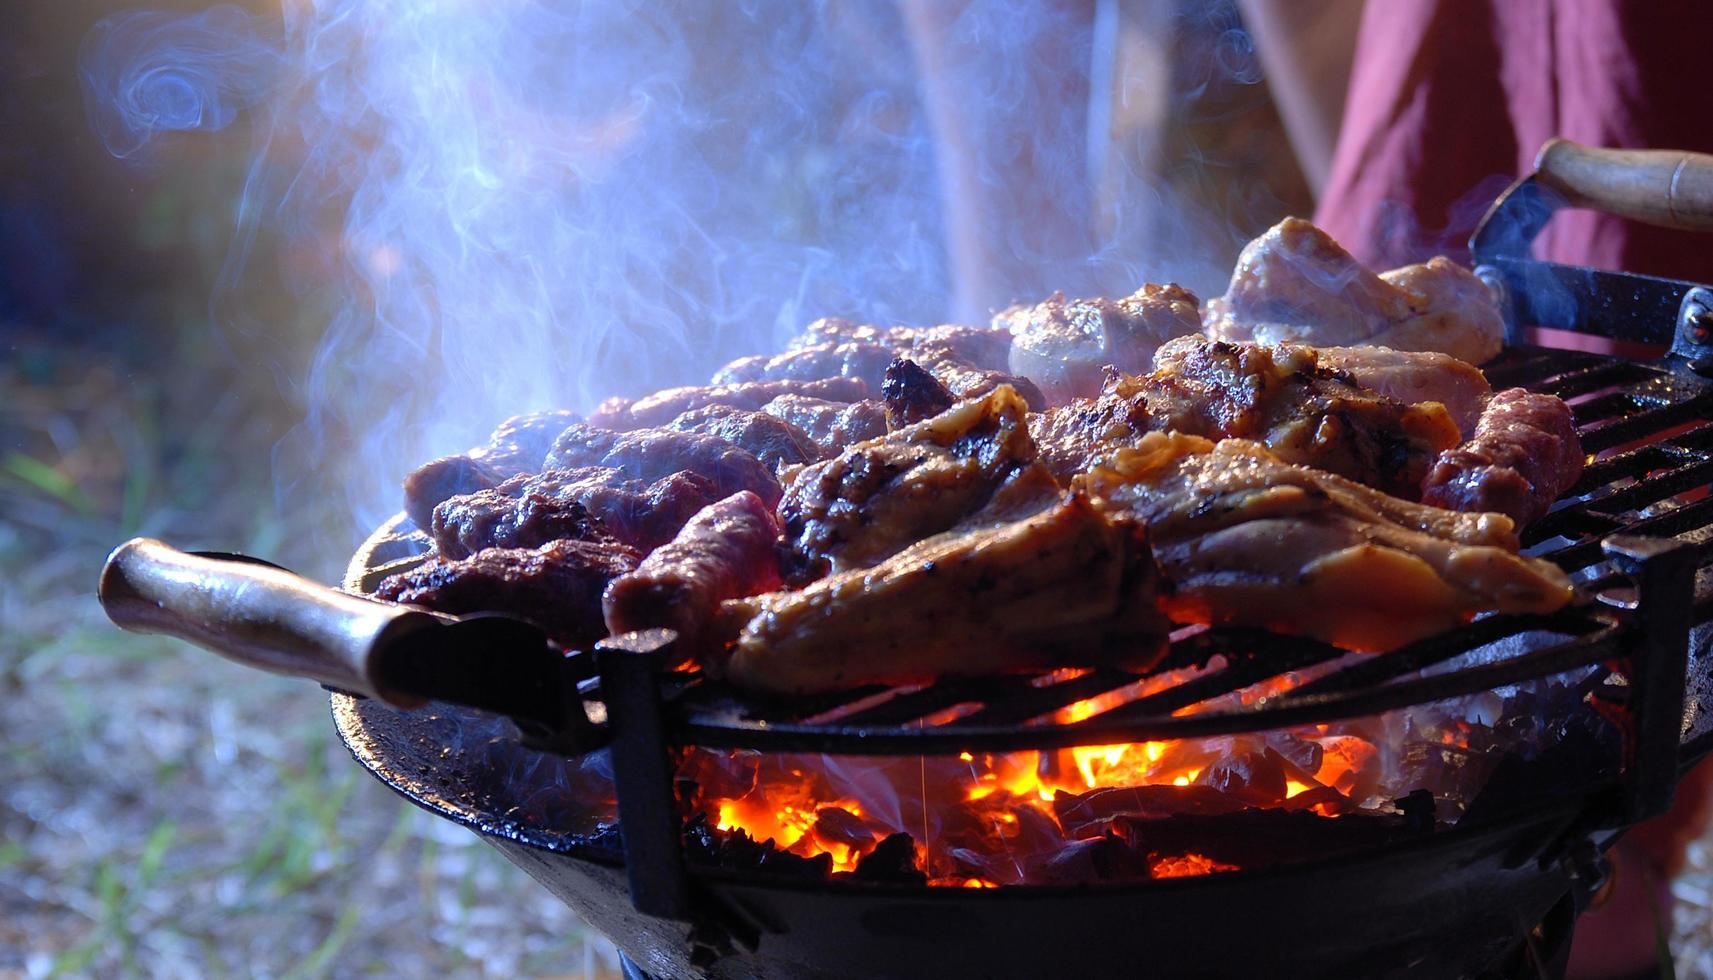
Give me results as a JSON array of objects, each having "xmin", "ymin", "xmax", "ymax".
[{"xmin": 1420, "ymin": 388, "xmax": 1583, "ymax": 527}]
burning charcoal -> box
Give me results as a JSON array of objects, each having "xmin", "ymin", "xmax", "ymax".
[
  {"xmin": 812, "ymin": 807, "xmax": 876, "ymax": 851},
  {"xmin": 403, "ymin": 454, "xmax": 503, "ymax": 531},
  {"xmin": 546, "ymin": 426, "xmax": 781, "ymax": 508},
  {"xmin": 664, "ymin": 404, "xmax": 821, "ymax": 471},
  {"xmin": 1281, "ymin": 786, "xmax": 1354, "ymax": 815},
  {"xmin": 1028, "ymin": 832, "xmax": 1152, "ymax": 884},
  {"xmin": 373, "ymin": 537, "xmax": 639, "ymax": 649},
  {"xmin": 849, "ymin": 833, "xmax": 926, "ymax": 885},
  {"xmin": 473, "ymin": 409, "xmax": 582, "ymax": 475},
  {"xmin": 1196, "ymin": 750, "xmax": 1288, "ymax": 806},
  {"xmin": 881, "ymin": 357, "xmax": 955, "ymax": 428},
  {"xmin": 1264, "ymin": 732, "xmax": 1324, "ymax": 776},
  {"xmin": 1113, "ymin": 808, "xmax": 1417, "ymax": 870},
  {"xmin": 1053, "ymin": 785, "xmax": 1252, "ymax": 838}
]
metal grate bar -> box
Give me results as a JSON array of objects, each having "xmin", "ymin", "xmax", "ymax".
[
  {"xmin": 958, "ymin": 668, "xmax": 1144, "ymax": 726},
  {"xmin": 1581, "ymin": 393, "xmax": 1713, "ymax": 453},
  {"xmin": 1543, "ymin": 495, "xmax": 1713, "ymax": 572}
]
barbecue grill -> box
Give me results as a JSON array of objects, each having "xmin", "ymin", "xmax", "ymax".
[{"xmin": 100, "ymin": 140, "xmax": 1713, "ymax": 979}]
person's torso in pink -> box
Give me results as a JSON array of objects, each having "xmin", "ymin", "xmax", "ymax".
[{"xmin": 1315, "ymin": 0, "xmax": 1713, "ymax": 283}]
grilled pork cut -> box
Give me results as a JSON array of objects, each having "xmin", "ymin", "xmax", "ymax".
[
  {"xmin": 723, "ymin": 493, "xmax": 1170, "ymax": 696},
  {"xmin": 432, "ymin": 466, "xmax": 723, "ymax": 557},
  {"xmin": 1148, "ymin": 336, "xmax": 1461, "ymax": 497},
  {"xmin": 603, "ymin": 491, "xmax": 783, "ymax": 662},
  {"xmin": 375, "ymin": 537, "xmax": 640, "ymax": 650},
  {"xmin": 1422, "ymin": 388, "xmax": 1584, "ymax": 527},
  {"xmin": 788, "ymin": 317, "xmax": 1015, "ymax": 372},
  {"xmin": 778, "ymin": 384, "xmax": 1045, "ymax": 582},
  {"xmin": 758, "ymin": 395, "xmax": 891, "ymax": 453},
  {"xmin": 662, "ymin": 405, "xmax": 822, "ymax": 472},
  {"xmin": 1082, "ymin": 432, "xmax": 1574, "ymax": 651},
  {"xmin": 881, "ymin": 357, "xmax": 956, "ymax": 428},
  {"xmin": 1314, "ymin": 345, "xmax": 1492, "ymax": 437},
  {"xmin": 606, "ymin": 377, "xmax": 870, "ymax": 430},
  {"xmin": 997, "ymin": 283, "xmax": 1203, "ymax": 405},
  {"xmin": 1205, "ymin": 217, "xmax": 1505, "ymax": 365},
  {"xmin": 543, "ymin": 425, "xmax": 781, "ymax": 508}
]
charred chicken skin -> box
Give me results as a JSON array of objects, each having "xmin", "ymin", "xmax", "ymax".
[{"xmin": 1081, "ymin": 432, "xmax": 1574, "ymax": 651}]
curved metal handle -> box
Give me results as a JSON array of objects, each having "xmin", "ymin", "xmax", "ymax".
[
  {"xmin": 99, "ymin": 538, "xmax": 442, "ymax": 707},
  {"xmin": 1535, "ymin": 138, "xmax": 1713, "ymax": 232}
]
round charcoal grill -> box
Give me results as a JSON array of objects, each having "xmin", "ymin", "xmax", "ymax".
[
  {"xmin": 98, "ymin": 141, "xmax": 1713, "ymax": 979},
  {"xmin": 332, "ymin": 342, "xmax": 1713, "ymax": 980}
]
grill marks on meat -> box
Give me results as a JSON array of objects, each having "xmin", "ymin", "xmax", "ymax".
[
  {"xmin": 374, "ymin": 538, "xmax": 640, "ymax": 649},
  {"xmin": 1204, "ymin": 217, "xmax": 1504, "ymax": 365},
  {"xmin": 881, "ymin": 358, "xmax": 955, "ymax": 428},
  {"xmin": 998, "ymin": 283, "xmax": 1203, "ymax": 405},
  {"xmin": 1145, "ymin": 336, "xmax": 1461, "ymax": 498},
  {"xmin": 779, "ymin": 385, "xmax": 1042, "ymax": 582},
  {"xmin": 1028, "ymin": 374, "xmax": 1155, "ymax": 483},
  {"xmin": 432, "ymin": 467, "xmax": 722, "ymax": 557},
  {"xmin": 760, "ymin": 395, "xmax": 890, "ymax": 453},
  {"xmin": 1082, "ymin": 432, "xmax": 1574, "ymax": 651},
  {"xmin": 1421, "ymin": 388, "xmax": 1583, "ymax": 527},
  {"xmin": 722, "ymin": 493, "xmax": 1170, "ymax": 696},
  {"xmin": 611, "ymin": 377, "xmax": 868, "ymax": 430},
  {"xmin": 544, "ymin": 425, "xmax": 781, "ymax": 507},
  {"xmin": 663, "ymin": 405, "xmax": 821, "ymax": 472},
  {"xmin": 602, "ymin": 491, "xmax": 783, "ymax": 663}
]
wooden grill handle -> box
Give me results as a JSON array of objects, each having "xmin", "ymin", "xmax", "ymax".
[
  {"xmin": 99, "ymin": 538, "xmax": 441, "ymax": 707},
  {"xmin": 1535, "ymin": 138, "xmax": 1713, "ymax": 232}
]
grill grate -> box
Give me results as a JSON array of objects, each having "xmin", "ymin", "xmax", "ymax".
[{"xmin": 613, "ymin": 346, "xmax": 1713, "ymax": 756}]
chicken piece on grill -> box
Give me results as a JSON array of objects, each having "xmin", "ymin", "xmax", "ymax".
[
  {"xmin": 374, "ymin": 537, "xmax": 640, "ymax": 650},
  {"xmin": 759, "ymin": 395, "xmax": 891, "ymax": 453},
  {"xmin": 789, "ymin": 316, "xmax": 1014, "ymax": 372},
  {"xmin": 1421, "ymin": 388, "xmax": 1584, "ymax": 527},
  {"xmin": 1205, "ymin": 218, "xmax": 1505, "ymax": 365},
  {"xmin": 543, "ymin": 424, "xmax": 781, "ymax": 507},
  {"xmin": 908, "ymin": 341, "xmax": 1048, "ymax": 410},
  {"xmin": 778, "ymin": 384, "xmax": 1041, "ymax": 582},
  {"xmin": 403, "ymin": 454, "xmax": 504, "ymax": 532},
  {"xmin": 1315, "ymin": 346, "xmax": 1491, "ymax": 437},
  {"xmin": 1081, "ymin": 432, "xmax": 1575, "ymax": 651},
  {"xmin": 1027, "ymin": 372, "xmax": 1155, "ymax": 483},
  {"xmin": 711, "ymin": 341, "xmax": 899, "ymax": 393},
  {"xmin": 722, "ymin": 493, "xmax": 1170, "ymax": 696},
  {"xmin": 604, "ymin": 377, "xmax": 869, "ymax": 430},
  {"xmin": 432, "ymin": 466, "xmax": 722, "ymax": 557},
  {"xmin": 603, "ymin": 491, "xmax": 783, "ymax": 662},
  {"xmin": 1144, "ymin": 335, "xmax": 1461, "ymax": 498},
  {"xmin": 471, "ymin": 409, "xmax": 584, "ymax": 475},
  {"xmin": 997, "ymin": 283, "xmax": 1203, "ymax": 405},
  {"xmin": 663, "ymin": 405, "xmax": 821, "ymax": 472},
  {"xmin": 881, "ymin": 357, "xmax": 956, "ymax": 428}
]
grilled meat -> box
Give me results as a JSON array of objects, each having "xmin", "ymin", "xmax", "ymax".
[
  {"xmin": 778, "ymin": 385, "xmax": 1040, "ymax": 582},
  {"xmin": 374, "ymin": 537, "xmax": 640, "ymax": 649},
  {"xmin": 1082, "ymin": 432, "xmax": 1574, "ymax": 651},
  {"xmin": 1027, "ymin": 373, "xmax": 1155, "ymax": 483},
  {"xmin": 723, "ymin": 493, "xmax": 1170, "ymax": 696},
  {"xmin": 403, "ymin": 454, "xmax": 504, "ymax": 532},
  {"xmin": 908, "ymin": 341, "xmax": 1047, "ymax": 410},
  {"xmin": 663, "ymin": 405, "xmax": 821, "ymax": 472},
  {"xmin": 759, "ymin": 395, "xmax": 891, "ymax": 453},
  {"xmin": 998, "ymin": 283, "xmax": 1203, "ymax": 405},
  {"xmin": 543, "ymin": 425, "xmax": 781, "ymax": 507},
  {"xmin": 712, "ymin": 341, "xmax": 898, "ymax": 392},
  {"xmin": 790, "ymin": 316, "xmax": 1014, "ymax": 372},
  {"xmin": 472, "ymin": 409, "xmax": 583, "ymax": 475},
  {"xmin": 608, "ymin": 377, "xmax": 869, "ymax": 430},
  {"xmin": 432, "ymin": 467, "xmax": 722, "ymax": 557},
  {"xmin": 881, "ymin": 357, "xmax": 956, "ymax": 428},
  {"xmin": 1421, "ymin": 388, "xmax": 1584, "ymax": 527},
  {"xmin": 1316, "ymin": 346, "xmax": 1491, "ymax": 437},
  {"xmin": 603, "ymin": 491, "xmax": 783, "ymax": 662},
  {"xmin": 1205, "ymin": 218, "xmax": 1504, "ymax": 364},
  {"xmin": 1144, "ymin": 335, "xmax": 1461, "ymax": 498}
]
